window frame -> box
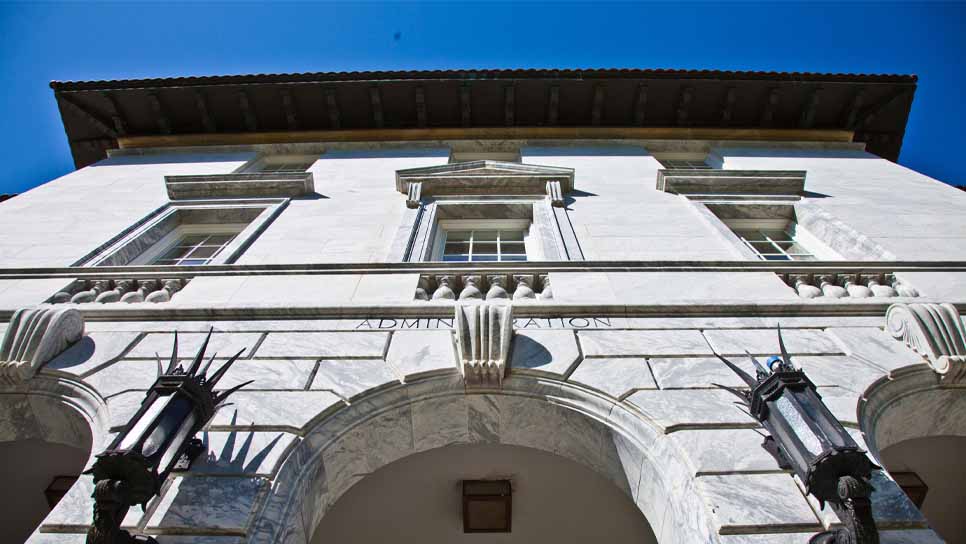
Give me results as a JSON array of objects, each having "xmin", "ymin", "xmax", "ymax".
[
  {"xmin": 720, "ymin": 217, "xmax": 840, "ymax": 261},
  {"xmin": 132, "ymin": 224, "xmax": 249, "ymax": 266},
  {"xmin": 75, "ymin": 198, "xmax": 289, "ymax": 267},
  {"xmin": 432, "ymin": 219, "xmax": 536, "ymax": 262}
]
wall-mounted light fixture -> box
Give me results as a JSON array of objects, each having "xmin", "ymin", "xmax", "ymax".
[
  {"xmin": 85, "ymin": 329, "xmax": 250, "ymax": 544},
  {"xmin": 462, "ymin": 480, "xmax": 512, "ymax": 533},
  {"xmin": 713, "ymin": 326, "xmax": 880, "ymax": 544}
]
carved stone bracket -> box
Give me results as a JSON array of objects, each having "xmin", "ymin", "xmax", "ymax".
[
  {"xmin": 886, "ymin": 302, "xmax": 966, "ymax": 380},
  {"xmin": 455, "ymin": 303, "xmax": 513, "ymax": 387},
  {"xmin": 0, "ymin": 307, "xmax": 85, "ymax": 385},
  {"xmin": 406, "ymin": 181, "xmax": 422, "ymax": 209},
  {"xmin": 416, "ymin": 273, "xmax": 551, "ymax": 301},
  {"xmin": 49, "ymin": 278, "xmax": 190, "ymax": 304},
  {"xmin": 781, "ymin": 272, "xmax": 917, "ymax": 299},
  {"xmin": 546, "ymin": 180, "xmax": 565, "ymax": 207}
]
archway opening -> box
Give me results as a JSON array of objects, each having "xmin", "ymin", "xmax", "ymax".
[
  {"xmin": 312, "ymin": 443, "xmax": 658, "ymax": 544},
  {"xmin": 880, "ymin": 436, "xmax": 966, "ymax": 544},
  {"xmin": 0, "ymin": 437, "xmax": 91, "ymax": 543}
]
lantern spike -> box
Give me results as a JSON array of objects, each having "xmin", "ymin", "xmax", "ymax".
[
  {"xmin": 703, "ymin": 333, "xmax": 758, "ymax": 388},
  {"xmin": 165, "ymin": 331, "xmax": 181, "ymax": 374},
  {"xmin": 713, "ymin": 352, "xmax": 758, "ymax": 388},
  {"xmin": 186, "ymin": 327, "xmax": 214, "ymax": 377},
  {"xmin": 711, "ymin": 382, "xmax": 751, "ymax": 406},
  {"xmin": 745, "ymin": 350, "xmax": 772, "ymax": 381},
  {"xmin": 213, "ymin": 380, "xmax": 254, "ymax": 406},
  {"xmin": 776, "ymin": 324, "xmax": 792, "ymax": 368},
  {"xmin": 206, "ymin": 348, "xmax": 247, "ymax": 389},
  {"xmin": 200, "ymin": 352, "xmax": 218, "ymax": 379},
  {"xmin": 155, "ymin": 352, "xmax": 163, "ymax": 378}
]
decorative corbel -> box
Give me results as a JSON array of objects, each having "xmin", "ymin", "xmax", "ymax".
[
  {"xmin": 0, "ymin": 308, "xmax": 85, "ymax": 385},
  {"xmin": 886, "ymin": 302, "xmax": 966, "ymax": 380},
  {"xmin": 546, "ymin": 180, "xmax": 565, "ymax": 207},
  {"xmin": 455, "ymin": 303, "xmax": 513, "ymax": 387},
  {"xmin": 406, "ymin": 181, "xmax": 422, "ymax": 209}
]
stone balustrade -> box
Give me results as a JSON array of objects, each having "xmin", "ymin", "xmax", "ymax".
[
  {"xmin": 48, "ymin": 278, "xmax": 190, "ymax": 304},
  {"xmin": 415, "ymin": 273, "xmax": 552, "ymax": 301},
  {"xmin": 778, "ymin": 272, "xmax": 918, "ymax": 299}
]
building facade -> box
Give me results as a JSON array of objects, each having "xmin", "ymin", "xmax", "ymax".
[{"xmin": 2, "ymin": 69, "xmax": 965, "ymax": 544}]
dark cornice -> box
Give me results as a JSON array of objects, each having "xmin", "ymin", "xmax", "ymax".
[{"xmin": 49, "ymin": 67, "xmax": 918, "ymax": 168}]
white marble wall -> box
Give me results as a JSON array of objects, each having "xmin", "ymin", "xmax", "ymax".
[{"xmin": 16, "ymin": 317, "xmax": 943, "ymax": 544}]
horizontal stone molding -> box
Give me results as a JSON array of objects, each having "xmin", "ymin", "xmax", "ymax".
[
  {"xmin": 656, "ymin": 168, "xmax": 807, "ymax": 200},
  {"xmin": 416, "ymin": 273, "xmax": 551, "ymax": 301},
  {"xmin": 47, "ymin": 278, "xmax": 191, "ymax": 304},
  {"xmin": 3, "ymin": 260, "xmax": 963, "ymax": 281},
  {"xmin": 164, "ymin": 172, "xmax": 315, "ymax": 199},
  {"xmin": 778, "ymin": 272, "xmax": 918, "ymax": 299}
]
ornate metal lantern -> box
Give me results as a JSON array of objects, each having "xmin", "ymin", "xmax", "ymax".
[
  {"xmin": 713, "ymin": 326, "xmax": 880, "ymax": 544},
  {"xmin": 85, "ymin": 329, "xmax": 251, "ymax": 544}
]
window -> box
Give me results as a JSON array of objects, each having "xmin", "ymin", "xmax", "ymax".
[
  {"xmin": 244, "ymin": 155, "xmax": 317, "ymax": 173},
  {"xmin": 732, "ymin": 226, "xmax": 816, "ymax": 261},
  {"xmin": 147, "ymin": 229, "xmax": 242, "ymax": 266},
  {"xmin": 441, "ymin": 229, "xmax": 527, "ymax": 262},
  {"xmin": 75, "ymin": 199, "xmax": 288, "ymax": 267},
  {"xmin": 658, "ymin": 159, "xmax": 712, "ymax": 170},
  {"xmin": 432, "ymin": 219, "xmax": 535, "ymax": 262}
]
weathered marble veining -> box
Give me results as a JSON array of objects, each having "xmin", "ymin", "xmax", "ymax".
[
  {"xmin": 126, "ymin": 332, "xmax": 261, "ymax": 359},
  {"xmin": 207, "ymin": 391, "xmax": 343, "ymax": 431},
  {"xmin": 508, "ymin": 329, "xmax": 581, "ymax": 376},
  {"xmin": 310, "ymin": 358, "xmax": 398, "ymax": 399},
  {"xmin": 700, "ymin": 473, "xmax": 820, "ymax": 533},
  {"xmin": 578, "ymin": 329, "xmax": 713, "ymax": 357},
  {"xmin": 145, "ymin": 476, "xmax": 265, "ymax": 532},
  {"xmin": 255, "ymin": 331, "xmax": 389, "ymax": 359},
  {"xmin": 568, "ymin": 357, "xmax": 655, "ymax": 398},
  {"xmin": 703, "ymin": 328, "xmax": 843, "ymax": 356},
  {"xmin": 385, "ymin": 330, "xmax": 456, "ymax": 381},
  {"xmin": 216, "ymin": 359, "xmax": 317, "ymax": 390},
  {"xmin": 625, "ymin": 389, "xmax": 758, "ymax": 431},
  {"xmin": 648, "ymin": 356, "xmax": 753, "ymax": 389},
  {"xmin": 43, "ymin": 331, "xmax": 142, "ymax": 376}
]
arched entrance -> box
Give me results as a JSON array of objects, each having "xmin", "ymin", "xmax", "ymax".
[
  {"xmin": 314, "ymin": 443, "xmax": 658, "ymax": 543},
  {"xmin": 248, "ymin": 376, "xmax": 716, "ymax": 544},
  {"xmin": 860, "ymin": 366, "xmax": 966, "ymax": 543},
  {"xmin": 0, "ymin": 375, "xmax": 108, "ymax": 543}
]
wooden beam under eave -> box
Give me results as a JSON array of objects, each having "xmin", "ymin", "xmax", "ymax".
[
  {"xmin": 504, "ymin": 85, "xmax": 515, "ymax": 127},
  {"xmin": 325, "ymin": 88, "xmax": 341, "ymax": 130},
  {"xmin": 591, "ymin": 84, "xmax": 605, "ymax": 126},
  {"xmin": 192, "ymin": 89, "xmax": 216, "ymax": 133},
  {"xmin": 415, "ymin": 86, "xmax": 427, "ymax": 128},
  {"xmin": 280, "ymin": 88, "xmax": 299, "ymax": 130},
  {"xmin": 117, "ymin": 126, "xmax": 855, "ymax": 150},
  {"xmin": 57, "ymin": 94, "xmax": 118, "ymax": 139},
  {"xmin": 238, "ymin": 90, "xmax": 258, "ymax": 131},
  {"xmin": 633, "ymin": 84, "xmax": 648, "ymax": 126},
  {"xmin": 369, "ymin": 86, "xmax": 384, "ymax": 129},
  {"xmin": 460, "ymin": 85, "xmax": 471, "ymax": 127},
  {"xmin": 146, "ymin": 92, "xmax": 172, "ymax": 135},
  {"xmin": 547, "ymin": 85, "xmax": 559, "ymax": 126},
  {"xmin": 99, "ymin": 92, "xmax": 127, "ymax": 136},
  {"xmin": 760, "ymin": 88, "xmax": 780, "ymax": 127}
]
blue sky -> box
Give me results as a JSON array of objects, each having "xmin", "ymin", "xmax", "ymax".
[{"xmin": 1, "ymin": 2, "xmax": 964, "ymax": 194}]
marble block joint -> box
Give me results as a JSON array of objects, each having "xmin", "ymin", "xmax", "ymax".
[
  {"xmin": 0, "ymin": 307, "xmax": 85, "ymax": 385},
  {"xmin": 455, "ymin": 303, "xmax": 513, "ymax": 387},
  {"xmin": 780, "ymin": 272, "xmax": 918, "ymax": 299},
  {"xmin": 417, "ymin": 273, "xmax": 551, "ymax": 301},
  {"xmin": 886, "ymin": 302, "xmax": 966, "ymax": 380},
  {"xmin": 48, "ymin": 278, "xmax": 191, "ymax": 304}
]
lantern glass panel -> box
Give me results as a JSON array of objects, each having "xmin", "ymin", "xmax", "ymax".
[
  {"xmin": 774, "ymin": 395, "xmax": 824, "ymax": 458},
  {"xmin": 158, "ymin": 412, "xmax": 198, "ymax": 474},
  {"xmin": 118, "ymin": 395, "xmax": 172, "ymax": 451},
  {"xmin": 142, "ymin": 397, "xmax": 193, "ymax": 458}
]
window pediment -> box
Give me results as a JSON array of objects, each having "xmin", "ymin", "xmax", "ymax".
[
  {"xmin": 395, "ymin": 160, "xmax": 574, "ymax": 197},
  {"xmin": 656, "ymin": 169, "xmax": 806, "ymax": 201}
]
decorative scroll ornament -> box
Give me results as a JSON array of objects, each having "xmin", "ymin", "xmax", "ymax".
[
  {"xmin": 0, "ymin": 307, "xmax": 84, "ymax": 385},
  {"xmin": 85, "ymin": 328, "xmax": 250, "ymax": 544},
  {"xmin": 886, "ymin": 302, "xmax": 966, "ymax": 380},
  {"xmin": 455, "ymin": 303, "xmax": 513, "ymax": 387}
]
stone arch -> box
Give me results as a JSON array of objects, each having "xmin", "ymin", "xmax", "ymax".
[
  {"xmin": 249, "ymin": 375, "xmax": 716, "ymax": 544},
  {"xmin": 0, "ymin": 374, "xmax": 110, "ymax": 540},
  {"xmin": 860, "ymin": 364, "xmax": 966, "ymax": 542},
  {"xmin": 859, "ymin": 365, "xmax": 966, "ymax": 457}
]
